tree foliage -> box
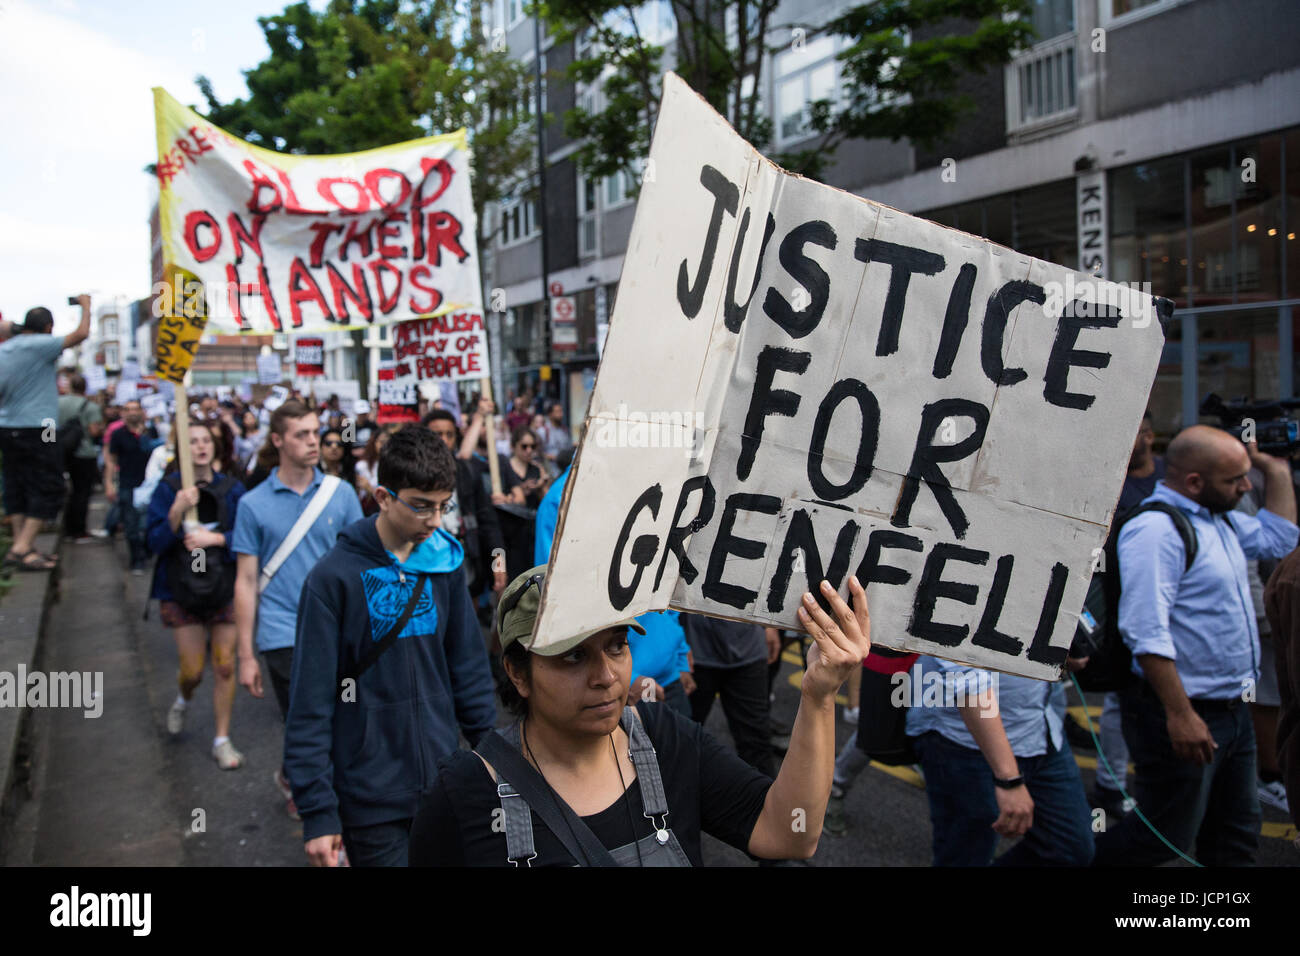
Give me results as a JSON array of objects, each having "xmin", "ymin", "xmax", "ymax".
[
  {"xmin": 196, "ymin": 0, "xmax": 537, "ymax": 245},
  {"xmin": 544, "ymin": 0, "xmax": 1034, "ymax": 184}
]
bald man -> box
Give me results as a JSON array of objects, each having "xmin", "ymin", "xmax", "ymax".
[{"xmin": 1093, "ymin": 425, "xmax": 1298, "ymax": 866}]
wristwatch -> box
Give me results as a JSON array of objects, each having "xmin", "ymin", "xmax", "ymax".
[{"xmin": 993, "ymin": 774, "xmax": 1025, "ymax": 790}]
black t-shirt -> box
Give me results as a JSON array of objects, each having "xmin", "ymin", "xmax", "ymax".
[
  {"xmin": 682, "ymin": 612, "xmax": 767, "ymax": 669},
  {"xmin": 498, "ymin": 454, "xmax": 544, "ymax": 508},
  {"xmin": 1117, "ymin": 456, "xmax": 1165, "ymax": 513},
  {"xmin": 110, "ymin": 426, "xmax": 156, "ymax": 489},
  {"xmin": 409, "ymin": 701, "xmax": 772, "ymax": 866}
]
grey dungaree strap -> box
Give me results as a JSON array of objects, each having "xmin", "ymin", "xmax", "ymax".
[
  {"xmin": 622, "ymin": 707, "xmax": 671, "ymax": 837},
  {"xmin": 497, "ymin": 780, "xmax": 538, "ymax": 866}
]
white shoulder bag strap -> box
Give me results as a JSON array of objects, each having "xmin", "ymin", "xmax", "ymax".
[{"xmin": 258, "ymin": 475, "xmax": 343, "ymax": 594}]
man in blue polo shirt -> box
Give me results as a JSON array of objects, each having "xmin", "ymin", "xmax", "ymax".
[
  {"xmin": 233, "ymin": 400, "xmax": 362, "ymax": 819},
  {"xmin": 1093, "ymin": 425, "xmax": 1298, "ymax": 866}
]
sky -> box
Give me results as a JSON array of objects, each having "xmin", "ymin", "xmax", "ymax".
[{"xmin": 0, "ymin": 0, "xmax": 320, "ymax": 333}]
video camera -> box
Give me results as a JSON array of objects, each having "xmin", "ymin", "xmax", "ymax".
[{"xmin": 1200, "ymin": 393, "xmax": 1300, "ymax": 456}]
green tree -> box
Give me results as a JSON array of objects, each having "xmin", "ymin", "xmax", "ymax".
[
  {"xmin": 545, "ymin": 0, "xmax": 1034, "ymax": 184},
  {"xmin": 197, "ymin": 0, "xmax": 537, "ymax": 249}
]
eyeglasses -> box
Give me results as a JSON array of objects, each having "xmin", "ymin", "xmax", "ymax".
[
  {"xmin": 379, "ymin": 486, "xmax": 457, "ymax": 518},
  {"xmin": 501, "ymin": 572, "xmax": 545, "ymax": 618},
  {"xmin": 322, "ymin": 440, "xmax": 342, "ymax": 447},
  {"xmin": 517, "ymin": 443, "xmax": 536, "ymax": 450}
]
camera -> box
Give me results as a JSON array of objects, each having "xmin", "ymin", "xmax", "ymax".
[
  {"xmin": 67, "ymin": 296, "xmax": 79, "ymax": 306},
  {"xmin": 1200, "ymin": 393, "xmax": 1300, "ymax": 456}
]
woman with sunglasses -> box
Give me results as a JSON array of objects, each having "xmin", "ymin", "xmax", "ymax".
[
  {"xmin": 319, "ymin": 428, "xmax": 358, "ymax": 489},
  {"xmin": 490, "ymin": 426, "xmax": 548, "ymax": 582},
  {"xmin": 410, "ymin": 565, "xmax": 870, "ymax": 866}
]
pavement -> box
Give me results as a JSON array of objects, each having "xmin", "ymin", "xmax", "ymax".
[{"xmin": 2, "ymin": 493, "xmax": 1297, "ymax": 866}]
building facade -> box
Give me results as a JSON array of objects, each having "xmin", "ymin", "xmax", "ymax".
[{"xmin": 483, "ymin": 0, "xmax": 1300, "ymax": 438}]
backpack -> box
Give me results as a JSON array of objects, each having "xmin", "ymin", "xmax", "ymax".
[
  {"xmin": 57, "ymin": 398, "xmax": 88, "ymax": 470},
  {"xmin": 162, "ymin": 472, "xmax": 237, "ymax": 614},
  {"xmin": 1071, "ymin": 501, "xmax": 1198, "ymax": 692}
]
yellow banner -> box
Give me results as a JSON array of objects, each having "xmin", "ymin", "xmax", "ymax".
[{"xmin": 154, "ymin": 264, "xmax": 207, "ymax": 385}]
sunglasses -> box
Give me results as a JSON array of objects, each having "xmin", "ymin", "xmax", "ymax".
[
  {"xmin": 501, "ymin": 572, "xmax": 545, "ymax": 618},
  {"xmin": 517, "ymin": 442, "xmax": 536, "ymax": 450},
  {"xmin": 322, "ymin": 440, "xmax": 343, "ymax": 447},
  {"xmin": 380, "ymin": 486, "xmax": 457, "ymax": 518}
]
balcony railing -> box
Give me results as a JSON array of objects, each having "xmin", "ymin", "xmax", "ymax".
[{"xmin": 1006, "ymin": 31, "xmax": 1078, "ymax": 134}]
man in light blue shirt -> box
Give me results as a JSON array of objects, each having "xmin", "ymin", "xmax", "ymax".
[
  {"xmin": 905, "ymin": 656, "xmax": 1094, "ymax": 865},
  {"xmin": 0, "ymin": 299, "xmax": 90, "ymax": 572},
  {"xmin": 1094, "ymin": 425, "xmax": 1298, "ymax": 866},
  {"xmin": 232, "ymin": 400, "xmax": 363, "ymax": 819}
]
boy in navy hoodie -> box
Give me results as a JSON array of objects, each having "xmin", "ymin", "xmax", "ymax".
[{"xmin": 286, "ymin": 426, "xmax": 497, "ymax": 867}]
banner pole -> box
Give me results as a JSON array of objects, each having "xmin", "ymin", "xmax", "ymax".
[
  {"xmin": 479, "ymin": 376, "xmax": 502, "ymax": 496},
  {"xmin": 174, "ymin": 382, "xmax": 198, "ymax": 526}
]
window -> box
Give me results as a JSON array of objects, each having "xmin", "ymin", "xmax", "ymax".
[
  {"xmin": 774, "ymin": 34, "xmax": 839, "ymax": 146},
  {"xmin": 498, "ymin": 187, "xmax": 540, "ymax": 248},
  {"xmin": 102, "ymin": 316, "xmax": 118, "ymax": 338},
  {"xmin": 605, "ymin": 158, "xmax": 643, "ymax": 209},
  {"xmin": 1100, "ymin": 0, "xmax": 1185, "ymax": 28},
  {"xmin": 578, "ymin": 174, "xmax": 599, "ymax": 257},
  {"xmin": 104, "ymin": 343, "xmax": 119, "ymax": 369},
  {"xmin": 506, "ymin": 0, "xmax": 523, "ymax": 27}
]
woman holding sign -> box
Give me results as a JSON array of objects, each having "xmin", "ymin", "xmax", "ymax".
[
  {"xmin": 409, "ymin": 566, "xmax": 870, "ymax": 866},
  {"xmin": 146, "ymin": 420, "xmax": 247, "ymax": 770}
]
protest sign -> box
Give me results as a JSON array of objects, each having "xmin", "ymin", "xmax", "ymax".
[
  {"xmin": 437, "ymin": 381, "xmax": 462, "ymax": 422},
  {"xmin": 120, "ymin": 359, "xmax": 141, "ymax": 383},
  {"xmin": 537, "ymin": 73, "xmax": 1170, "ymax": 681},
  {"xmin": 141, "ymin": 393, "xmax": 169, "ymax": 420},
  {"xmin": 295, "ymin": 337, "xmax": 325, "ymax": 377},
  {"xmin": 154, "ymin": 264, "xmax": 208, "ymax": 384},
  {"xmin": 257, "ymin": 353, "xmax": 282, "ymax": 384},
  {"xmin": 84, "ymin": 366, "xmax": 107, "ymax": 395},
  {"xmin": 304, "ymin": 379, "xmax": 361, "ymax": 416},
  {"xmin": 237, "ymin": 378, "xmax": 254, "ymax": 402},
  {"xmin": 391, "ymin": 311, "xmax": 489, "ymax": 386},
  {"xmin": 376, "ymin": 362, "xmax": 419, "ymax": 424},
  {"xmin": 152, "ymin": 88, "xmax": 485, "ymax": 335},
  {"xmin": 115, "ymin": 381, "xmax": 139, "ymax": 404},
  {"xmin": 263, "ymin": 384, "xmax": 290, "ymax": 413}
]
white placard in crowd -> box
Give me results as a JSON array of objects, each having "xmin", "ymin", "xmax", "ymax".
[
  {"xmin": 141, "ymin": 393, "xmax": 169, "ymax": 420},
  {"xmin": 538, "ymin": 74, "xmax": 1170, "ymax": 681},
  {"xmin": 257, "ymin": 353, "xmax": 282, "ymax": 385},
  {"xmin": 84, "ymin": 366, "xmax": 107, "ymax": 395},
  {"xmin": 263, "ymin": 384, "xmax": 290, "ymax": 413},
  {"xmin": 119, "ymin": 359, "xmax": 141, "ymax": 383}
]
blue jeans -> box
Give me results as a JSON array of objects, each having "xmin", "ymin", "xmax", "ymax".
[
  {"xmin": 914, "ymin": 730, "xmax": 1095, "ymax": 867},
  {"xmin": 342, "ymin": 817, "xmax": 413, "ymax": 867},
  {"xmin": 120, "ymin": 491, "xmax": 147, "ymax": 569},
  {"xmin": 1091, "ymin": 682, "xmax": 1260, "ymax": 866}
]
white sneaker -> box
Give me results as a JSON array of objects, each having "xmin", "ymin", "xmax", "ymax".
[
  {"xmin": 166, "ymin": 699, "xmax": 186, "ymax": 735},
  {"xmin": 1258, "ymin": 780, "xmax": 1290, "ymax": 813},
  {"xmin": 212, "ymin": 739, "xmax": 244, "ymax": 770},
  {"xmin": 843, "ymin": 706, "xmax": 859, "ymax": 726}
]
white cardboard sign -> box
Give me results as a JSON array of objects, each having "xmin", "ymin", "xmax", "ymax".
[{"xmin": 537, "ymin": 74, "xmax": 1169, "ymax": 680}]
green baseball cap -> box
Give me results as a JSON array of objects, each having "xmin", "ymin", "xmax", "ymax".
[{"xmin": 497, "ymin": 565, "xmax": 645, "ymax": 657}]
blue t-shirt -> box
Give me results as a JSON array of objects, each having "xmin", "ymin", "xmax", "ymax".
[
  {"xmin": 231, "ymin": 467, "xmax": 364, "ymax": 653},
  {"xmin": 0, "ymin": 334, "xmax": 65, "ymax": 428}
]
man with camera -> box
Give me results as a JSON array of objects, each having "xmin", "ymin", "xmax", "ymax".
[
  {"xmin": 0, "ymin": 297, "xmax": 92, "ymax": 572},
  {"xmin": 1093, "ymin": 425, "xmax": 1298, "ymax": 865}
]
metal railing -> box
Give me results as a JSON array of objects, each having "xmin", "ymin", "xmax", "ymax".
[{"xmin": 1006, "ymin": 32, "xmax": 1078, "ymax": 133}]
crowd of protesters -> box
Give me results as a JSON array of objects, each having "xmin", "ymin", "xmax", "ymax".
[{"xmin": 2, "ymin": 300, "xmax": 1300, "ymax": 867}]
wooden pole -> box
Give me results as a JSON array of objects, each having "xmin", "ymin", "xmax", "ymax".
[
  {"xmin": 479, "ymin": 376, "xmax": 502, "ymax": 496},
  {"xmin": 173, "ymin": 382, "xmax": 198, "ymax": 526}
]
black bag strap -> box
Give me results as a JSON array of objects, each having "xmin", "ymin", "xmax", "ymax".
[
  {"xmin": 1123, "ymin": 501, "xmax": 1197, "ymax": 572},
  {"xmin": 474, "ymin": 729, "xmax": 620, "ymax": 867},
  {"xmin": 344, "ymin": 572, "xmax": 428, "ymax": 684}
]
